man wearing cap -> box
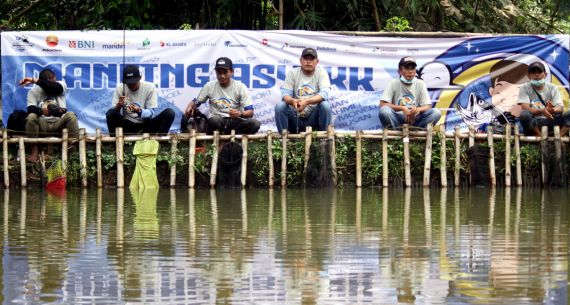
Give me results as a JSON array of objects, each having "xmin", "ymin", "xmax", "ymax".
[
  {"xmin": 106, "ymin": 65, "xmax": 175, "ymax": 135},
  {"xmin": 20, "ymin": 68, "xmax": 79, "ymax": 161},
  {"xmin": 183, "ymin": 57, "xmax": 260, "ymax": 135},
  {"xmin": 518, "ymin": 61, "xmax": 570, "ymax": 136},
  {"xmin": 275, "ymin": 47, "xmax": 332, "ymax": 134},
  {"xmin": 379, "ymin": 56, "xmax": 441, "ymax": 129}
]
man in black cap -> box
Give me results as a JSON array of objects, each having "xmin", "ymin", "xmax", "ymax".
[
  {"xmin": 182, "ymin": 57, "xmax": 260, "ymax": 134},
  {"xmin": 379, "ymin": 56, "xmax": 440, "ymax": 129},
  {"xmin": 518, "ymin": 61, "xmax": 570, "ymax": 136},
  {"xmin": 275, "ymin": 47, "xmax": 332, "ymax": 134},
  {"xmin": 106, "ymin": 65, "xmax": 174, "ymax": 135}
]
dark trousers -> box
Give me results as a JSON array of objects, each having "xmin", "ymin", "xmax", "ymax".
[
  {"xmin": 207, "ymin": 115, "xmax": 261, "ymax": 135},
  {"xmin": 106, "ymin": 108, "xmax": 175, "ymax": 135}
]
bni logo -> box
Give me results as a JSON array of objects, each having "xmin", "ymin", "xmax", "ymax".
[{"xmin": 69, "ymin": 40, "xmax": 95, "ymax": 49}]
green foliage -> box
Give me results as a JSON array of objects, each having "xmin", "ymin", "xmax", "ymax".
[{"xmin": 383, "ymin": 16, "xmax": 412, "ymax": 32}]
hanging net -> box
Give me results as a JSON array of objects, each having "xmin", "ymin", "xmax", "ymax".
[{"xmin": 45, "ymin": 159, "xmax": 66, "ymax": 196}]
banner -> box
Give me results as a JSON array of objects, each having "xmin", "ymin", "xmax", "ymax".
[{"xmin": 1, "ymin": 30, "xmax": 568, "ymax": 133}]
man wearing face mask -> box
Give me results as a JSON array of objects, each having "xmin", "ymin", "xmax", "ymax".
[
  {"xmin": 518, "ymin": 61, "xmax": 570, "ymax": 136},
  {"xmin": 379, "ymin": 56, "xmax": 441, "ymax": 129}
]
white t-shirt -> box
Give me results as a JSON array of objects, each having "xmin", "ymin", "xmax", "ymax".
[
  {"xmin": 27, "ymin": 81, "xmax": 67, "ymax": 123},
  {"xmin": 381, "ymin": 78, "xmax": 431, "ymax": 108},
  {"xmin": 518, "ymin": 82, "xmax": 563, "ymax": 116},
  {"xmin": 281, "ymin": 67, "xmax": 331, "ymax": 118},
  {"xmin": 197, "ymin": 79, "xmax": 253, "ymax": 118},
  {"xmin": 112, "ymin": 81, "xmax": 158, "ymax": 123}
]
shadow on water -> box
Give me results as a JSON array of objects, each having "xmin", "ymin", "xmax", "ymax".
[{"xmin": 0, "ymin": 187, "xmax": 567, "ymax": 304}]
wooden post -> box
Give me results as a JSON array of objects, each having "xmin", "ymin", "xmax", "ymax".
[
  {"xmin": 79, "ymin": 128, "xmax": 87, "ymax": 187},
  {"xmin": 423, "ymin": 123, "xmax": 433, "ymax": 187},
  {"xmin": 328, "ymin": 125, "xmax": 337, "ymax": 186},
  {"xmin": 188, "ymin": 129, "xmax": 196, "ymax": 188},
  {"xmin": 382, "ymin": 128, "xmax": 388, "ymax": 188},
  {"xmin": 170, "ymin": 134, "xmax": 178, "ymax": 187},
  {"xmin": 210, "ymin": 131, "xmax": 220, "ymax": 188},
  {"xmin": 95, "ymin": 129, "xmax": 103, "ymax": 188},
  {"xmin": 440, "ymin": 127, "xmax": 447, "ymax": 187},
  {"xmin": 303, "ymin": 126, "xmax": 312, "ymax": 185},
  {"xmin": 19, "ymin": 137, "xmax": 26, "ymax": 188},
  {"xmin": 241, "ymin": 135, "xmax": 248, "ymax": 187},
  {"xmin": 230, "ymin": 129, "xmax": 235, "ymax": 142},
  {"xmin": 267, "ymin": 132, "xmax": 274, "ymax": 188},
  {"xmin": 403, "ymin": 125, "xmax": 411, "ymax": 187},
  {"xmin": 514, "ymin": 125, "xmax": 522, "ymax": 186},
  {"xmin": 281, "ymin": 130, "xmax": 287, "ymax": 188},
  {"xmin": 355, "ymin": 130, "xmax": 362, "ymax": 187},
  {"xmin": 504, "ymin": 124, "xmax": 511, "ymax": 187},
  {"xmin": 3, "ymin": 129, "xmax": 9, "ymax": 188},
  {"xmin": 468, "ymin": 125, "xmax": 475, "ymax": 147},
  {"xmin": 454, "ymin": 126, "xmax": 461, "ymax": 187},
  {"xmin": 540, "ymin": 125, "xmax": 548, "ymax": 186},
  {"xmin": 116, "ymin": 127, "xmax": 124, "ymax": 188},
  {"xmin": 61, "ymin": 128, "xmax": 68, "ymax": 175},
  {"xmin": 487, "ymin": 127, "xmax": 496, "ymax": 186}
]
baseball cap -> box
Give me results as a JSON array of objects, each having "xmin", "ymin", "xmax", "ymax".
[
  {"xmin": 398, "ymin": 56, "xmax": 417, "ymax": 68},
  {"xmin": 528, "ymin": 61, "xmax": 546, "ymax": 73},
  {"xmin": 301, "ymin": 48, "xmax": 318, "ymax": 58},
  {"xmin": 215, "ymin": 57, "xmax": 233, "ymax": 70},
  {"xmin": 122, "ymin": 65, "xmax": 141, "ymax": 84}
]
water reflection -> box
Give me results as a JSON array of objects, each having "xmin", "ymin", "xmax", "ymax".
[{"xmin": 0, "ymin": 188, "xmax": 567, "ymax": 304}]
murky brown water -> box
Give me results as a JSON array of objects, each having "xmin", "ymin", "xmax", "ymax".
[{"xmin": 0, "ymin": 188, "xmax": 567, "ymax": 304}]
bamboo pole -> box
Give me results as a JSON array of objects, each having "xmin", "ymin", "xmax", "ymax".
[
  {"xmin": 504, "ymin": 124, "xmax": 511, "ymax": 187},
  {"xmin": 61, "ymin": 129, "xmax": 68, "ymax": 175},
  {"xmin": 554, "ymin": 125, "xmax": 562, "ymax": 184},
  {"xmin": 514, "ymin": 125, "xmax": 522, "ymax": 186},
  {"xmin": 487, "ymin": 127, "xmax": 496, "ymax": 186},
  {"xmin": 267, "ymin": 132, "xmax": 274, "ymax": 188},
  {"xmin": 210, "ymin": 131, "xmax": 220, "ymax": 188},
  {"xmin": 355, "ymin": 130, "xmax": 362, "ymax": 187},
  {"xmin": 116, "ymin": 128, "xmax": 124, "ymax": 188},
  {"xmin": 328, "ymin": 125, "xmax": 337, "ymax": 186},
  {"xmin": 79, "ymin": 128, "xmax": 87, "ymax": 187},
  {"xmin": 3, "ymin": 129, "xmax": 9, "ymax": 188},
  {"xmin": 281, "ymin": 130, "xmax": 288, "ymax": 188},
  {"xmin": 423, "ymin": 123, "xmax": 433, "ymax": 187},
  {"xmin": 95, "ymin": 129, "xmax": 103, "ymax": 188},
  {"xmin": 468, "ymin": 125, "xmax": 475, "ymax": 147},
  {"xmin": 440, "ymin": 127, "xmax": 447, "ymax": 187},
  {"xmin": 170, "ymin": 134, "xmax": 178, "ymax": 187},
  {"xmin": 303, "ymin": 126, "xmax": 312, "ymax": 185},
  {"xmin": 540, "ymin": 125, "xmax": 548, "ymax": 186},
  {"xmin": 188, "ymin": 129, "xmax": 196, "ymax": 188},
  {"xmin": 382, "ymin": 128, "xmax": 388, "ymax": 188},
  {"xmin": 403, "ymin": 125, "xmax": 411, "ymax": 187},
  {"xmin": 241, "ymin": 135, "xmax": 248, "ymax": 187},
  {"xmin": 454, "ymin": 126, "xmax": 461, "ymax": 187},
  {"xmin": 230, "ymin": 129, "xmax": 235, "ymax": 142},
  {"xmin": 19, "ymin": 137, "xmax": 26, "ymax": 188}
]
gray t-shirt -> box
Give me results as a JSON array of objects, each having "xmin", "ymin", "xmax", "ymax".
[
  {"xmin": 281, "ymin": 67, "xmax": 331, "ymax": 118},
  {"xmin": 381, "ymin": 78, "xmax": 430, "ymax": 108},
  {"xmin": 27, "ymin": 81, "xmax": 67, "ymax": 123},
  {"xmin": 112, "ymin": 81, "xmax": 158, "ymax": 123},
  {"xmin": 197, "ymin": 79, "xmax": 253, "ymax": 118},
  {"xmin": 518, "ymin": 82, "xmax": 563, "ymax": 116}
]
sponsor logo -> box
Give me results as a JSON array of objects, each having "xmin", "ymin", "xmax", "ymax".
[
  {"xmin": 12, "ymin": 34, "xmax": 34, "ymax": 51},
  {"xmin": 373, "ymin": 47, "xmax": 398, "ymax": 54},
  {"xmin": 281, "ymin": 42, "xmax": 305, "ymax": 49},
  {"xmin": 407, "ymin": 48, "xmax": 420, "ymax": 55},
  {"xmin": 137, "ymin": 38, "xmax": 151, "ymax": 50},
  {"xmin": 43, "ymin": 35, "xmax": 62, "ymax": 52},
  {"xmin": 160, "ymin": 41, "xmax": 187, "ymax": 47},
  {"xmin": 69, "ymin": 40, "xmax": 95, "ymax": 49},
  {"xmin": 261, "ymin": 38, "xmax": 269, "ymax": 46},
  {"xmin": 102, "ymin": 42, "xmax": 125, "ymax": 50},
  {"xmin": 224, "ymin": 41, "xmax": 246, "ymax": 47},
  {"xmin": 317, "ymin": 46, "xmax": 336, "ymax": 52},
  {"xmin": 194, "ymin": 41, "xmax": 216, "ymax": 47}
]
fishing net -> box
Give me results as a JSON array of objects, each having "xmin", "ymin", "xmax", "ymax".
[
  {"xmin": 304, "ymin": 139, "xmax": 333, "ymax": 187},
  {"xmin": 217, "ymin": 141, "xmax": 243, "ymax": 187},
  {"xmin": 45, "ymin": 159, "xmax": 66, "ymax": 195}
]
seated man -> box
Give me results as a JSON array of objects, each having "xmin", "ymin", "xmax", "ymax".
[
  {"xmin": 183, "ymin": 57, "xmax": 260, "ymax": 135},
  {"xmin": 106, "ymin": 65, "xmax": 175, "ymax": 135},
  {"xmin": 21, "ymin": 68, "xmax": 79, "ymax": 161},
  {"xmin": 275, "ymin": 47, "xmax": 331, "ymax": 134},
  {"xmin": 518, "ymin": 61, "xmax": 570, "ymax": 136},
  {"xmin": 379, "ymin": 56, "xmax": 441, "ymax": 129}
]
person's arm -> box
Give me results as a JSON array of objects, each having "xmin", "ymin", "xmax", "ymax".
[
  {"xmin": 137, "ymin": 84, "xmax": 158, "ymax": 119},
  {"xmin": 36, "ymin": 79, "xmax": 64, "ymax": 96},
  {"xmin": 550, "ymin": 85, "xmax": 564, "ymax": 114},
  {"xmin": 517, "ymin": 85, "xmax": 544, "ymax": 116},
  {"xmin": 416, "ymin": 81, "xmax": 432, "ymax": 114},
  {"xmin": 231, "ymin": 83, "xmax": 254, "ymax": 118}
]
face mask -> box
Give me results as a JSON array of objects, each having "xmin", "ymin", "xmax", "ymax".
[
  {"xmin": 400, "ymin": 76, "xmax": 414, "ymax": 84},
  {"xmin": 530, "ymin": 79, "xmax": 545, "ymax": 87}
]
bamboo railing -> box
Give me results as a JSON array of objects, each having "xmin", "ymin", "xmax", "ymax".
[{"xmin": 2, "ymin": 123, "xmax": 569, "ymax": 189}]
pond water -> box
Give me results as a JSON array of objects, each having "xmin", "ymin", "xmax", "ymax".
[{"xmin": 0, "ymin": 187, "xmax": 567, "ymax": 304}]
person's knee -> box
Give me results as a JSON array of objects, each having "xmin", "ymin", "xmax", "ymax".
[
  {"xmin": 208, "ymin": 116, "xmax": 224, "ymax": 129},
  {"xmin": 519, "ymin": 110, "xmax": 533, "ymax": 123},
  {"xmin": 248, "ymin": 119, "xmax": 261, "ymax": 134},
  {"xmin": 26, "ymin": 113, "xmax": 39, "ymax": 122},
  {"xmin": 317, "ymin": 101, "xmax": 332, "ymax": 113},
  {"xmin": 429, "ymin": 108, "xmax": 442, "ymax": 123},
  {"xmin": 379, "ymin": 106, "xmax": 394, "ymax": 119},
  {"xmin": 161, "ymin": 108, "xmax": 175, "ymax": 120},
  {"xmin": 274, "ymin": 102, "xmax": 288, "ymax": 114}
]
